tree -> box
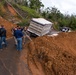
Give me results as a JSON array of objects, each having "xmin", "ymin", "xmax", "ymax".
[{"xmin": 28, "ymin": 0, "xmax": 44, "ymax": 12}]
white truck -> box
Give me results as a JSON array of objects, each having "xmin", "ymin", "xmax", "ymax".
[{"xmin": 27, "ymin": 18, "xmax": 53, "ymax": 36}]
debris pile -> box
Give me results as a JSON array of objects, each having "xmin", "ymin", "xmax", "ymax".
[{"xmin": 26, "ymin": 32, "xmax": 76, "ymax": 75}]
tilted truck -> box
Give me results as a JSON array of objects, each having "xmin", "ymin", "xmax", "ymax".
[{"xmin": 27, "ymin": 18, "xmax": 53, "ymax": 36}]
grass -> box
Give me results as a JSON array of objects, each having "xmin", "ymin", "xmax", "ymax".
[
  {"xmin": 17, "ymin": 4, "xmax": 41, "ymax": 18},
  {"xmin": 0, "ymin": 1, "xmax": 6, "ymax": 17},
  {"xmin": 14, "ymin": 4, "xmax": 42, "ymax": 26}
]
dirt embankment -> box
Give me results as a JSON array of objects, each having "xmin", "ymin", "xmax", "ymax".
[
  {"xmin": 26, "ymin": 32, "xmax": 76, "ymax": 75},
  {"xmin": 7, "ymin": 4, "xmax": 17, "ymax": 16},
  {"xmin": 0, "ymin": 17, "xmax": 16, "ymax": 38}
]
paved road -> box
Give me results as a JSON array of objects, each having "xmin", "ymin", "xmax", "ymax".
[
  {"xmin": 49, "ymin": 30, "xmax": 60, "ymax": 35},
  {"xmin": 0, "ymin": 38, "xmax": 32, "ymax": 75}
]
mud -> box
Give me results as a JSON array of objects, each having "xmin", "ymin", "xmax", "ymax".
[
  {"xmin": 27, "ymin": 32, "xmax": 76, "ymax": 75},
  {"xmin": 0, "ymin": 3, "xmax": 76, "ymax": 75},
  {"xmin": 7, "ymin": 4, "xmax": 17, "ymax": 16}
]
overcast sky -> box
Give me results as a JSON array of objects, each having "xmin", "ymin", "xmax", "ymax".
[{"xmin": 41, "ymin": 0, "xmax": 76, "ymax": 15}]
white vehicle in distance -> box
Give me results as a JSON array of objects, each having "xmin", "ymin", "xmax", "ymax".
[{"xmin": 60, "ymin": 27, "xmax": 71, "ymax": 32}]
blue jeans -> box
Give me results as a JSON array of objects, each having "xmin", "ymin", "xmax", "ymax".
[
  {"xmin": 0, "ymin": 37, "xmax": 7, "ymax": 49},
  {"xmin": 16, "ymin": 38, "xmax": 22, "ymax": 51}
]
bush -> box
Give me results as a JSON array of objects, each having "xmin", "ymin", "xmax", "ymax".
[
  {"xmin": 17, "ymin": 18, "xmax": 30, "ymax": 26},
  {"xmin": 17, "ymin": 5, "xmax": 41, "ymax": 18},
  {"xmin": 52, "ymin": 22, "xmax": 60, "ymax": 30},
  {"xmin": 0, "ymin": 2, "xmax": 6, "ymax": 17}
]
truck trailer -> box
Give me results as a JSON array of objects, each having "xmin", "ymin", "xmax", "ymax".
[{"xmin": 27, "ymin": 18, "xmax": 53, "ymax": 36}]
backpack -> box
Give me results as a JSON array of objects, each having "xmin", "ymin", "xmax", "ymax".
[{"xmin": 0, "ymin": 28, "xmax": 5, "ymax": 36}]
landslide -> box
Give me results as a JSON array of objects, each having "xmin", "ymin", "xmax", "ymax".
[{"xmin": 26, "ymin": 32, "xmax": 76, "ymax": 75}]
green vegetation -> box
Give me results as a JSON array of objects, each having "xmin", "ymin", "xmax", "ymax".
[
  {"xmin": 0, "ymin": 0, "xmax": 76, "ymax": 30},
  {"xmin": 42, "ymin": 7, "xmax": 76, "ymax": 30},
  {"xmin": 17, "ymin": 18, "xmax": 30, "ymax": 26},
  {"xmin": 17, "ymin": 5, "xmax": 41, "ymax": 18},
  {"xmin": 14, "ymin": 4, "xmax": 42, "ymax": 26},
  {"xmin": 8, "ymin": 0, "xmax": 44, "ymax": 13},
  {"xmin": 11, "ymin": 2, "xmax": 76, "ymax": 30},
  {"xmin": 0, "ymin": 1, "xmax": 6, "ymax": 17}
]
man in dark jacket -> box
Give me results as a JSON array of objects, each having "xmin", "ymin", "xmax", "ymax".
[
  {"xmin": 14, "ymin": 27, "xmax": 23, "ymax": 51},
  {"xmin": 0, "ymin": 25, "xmax": 7, "ymax": 50}
]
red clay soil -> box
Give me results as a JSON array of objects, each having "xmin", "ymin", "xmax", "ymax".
[
  {"xmin": 7, "ymin": 4, "xmax": 17, "ymax": 16},
  {"xmin": 26, "ymin": 32, "xmax": 76, "ymax": 75},
  {"xmin": 0, "ymin": 16, "xmax": 16, "ymax": 38},
  {"xmin": 0, "ymin": 2, "xmax": 76, "ymax": 75},
  {"xmin": 0, "ymin": 22, "xmax": 76, "ymax": 75},
  {"xmin": 7, "ymin": 4, "xmax": 21, "ymax": 22}
]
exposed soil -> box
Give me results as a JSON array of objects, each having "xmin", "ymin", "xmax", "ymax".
[
  {"xmin": 0, "ymin": 17, "xmax": 16, "ymax": 38},
  {"xmin": 0, "ymin": 4, "xmax": 33, "ymax": 75},
  {"xmin": 0, "ymin": 16, "xmax": 76, "ymax": 75},
  {"xmin": 7, "ymin": 4, "xmax": 17, "ymax": 16},
  {"xmin": 0, "ymin": 2, "xmax": 76, "ymax": 75},
  {"xmin": 0, "ymin": 10, "xmax": 32, "ymax": 75},
  {"xmin": 1, "ymin": 30, "xmax": 76, "ymax": 75},
  {"xmin": 1, "ymin": 3, "xmax": 21, "ymax": 24},
  {"xmin": 27, "ymin": 32, "xmax": 76, "ymax": 75}
]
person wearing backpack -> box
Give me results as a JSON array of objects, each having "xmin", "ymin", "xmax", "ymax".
[{"xmin": 0, "ymin": 25, "xmax": 7, "ymax": 50}]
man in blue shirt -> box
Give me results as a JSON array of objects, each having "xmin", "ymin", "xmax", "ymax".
[{"xmin": 14, "ymin": 27, "xmax": 23, "ymax": 51}]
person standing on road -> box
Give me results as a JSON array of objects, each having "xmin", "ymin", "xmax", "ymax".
[
  {"xmin": 11, "ymin": 27, "xmax": 18, "ymax": 46},
  {"xmin": 12, "ymin": 26, "xmax": 24, "ymax": 46},
  {"xmin": 23, "ymin": 27, "xmax": 32, "ymax": 44},
  {"xmin": 0, "ymin": 25, "xmax": 7, "ymax": 50},
  {"xmin": 14, "ymin": 27, "xmax": 23, "ymax": 51}
]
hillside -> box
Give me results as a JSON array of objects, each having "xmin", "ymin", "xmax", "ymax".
[
  {"xmin": 0, "ymin": 31, "xmax": 76, "ymax": 75},
  {"xmin": 0, "ymin": 1, "xmax": 41, "ymax": 26},
  {"xmin": 26, "ymin": 32, "xmax": 76, "ymax": 75},
  {"xmin": 0, "ymin": 0, "xmax": 42, "ymax": 38},
  {"xmin": 0, "ymin": 16, "xmax": 16, "ymax": 38},
  {"xmin": 0, "ymin": 1, "xmax": 76, "ymax": 75},
  {"xmin": 0, "ymin": 1, "xmax": 21, "ymax": 24}
]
